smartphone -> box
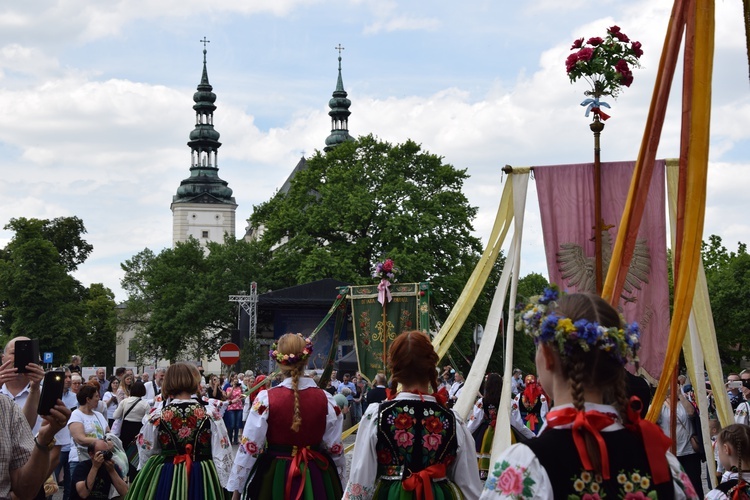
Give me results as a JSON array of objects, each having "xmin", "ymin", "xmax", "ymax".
[
  {"xmin": 38, "ymin": 370, "xmax": 65, "ymax": 415},
  {"xmin": 727, "ymin": 380, "xmax": 743, "ymax": 390},
  {"xmin": 13, "ymin": 339, "xmax": 40, "ymax": 373}
]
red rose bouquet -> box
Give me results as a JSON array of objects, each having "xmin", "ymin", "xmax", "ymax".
[{"xmin": 566, "ymin": 25, "xmax": 642, "ymax": 101}]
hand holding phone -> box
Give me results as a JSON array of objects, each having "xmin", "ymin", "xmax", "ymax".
[
  {"xmin": 727, "ymin": 381, "xmax": 743, "ymax": 390},
  {"xmin": 38, "ymin": 370, "xmax": 65, "ymax": 415},
  {"xmin": 13, "ymin": 339, "xmax": 39, "ymax": 374}
]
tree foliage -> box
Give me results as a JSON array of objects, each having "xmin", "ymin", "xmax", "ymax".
[
  {"xmin": 120, "ymin": 236, "xmax": 262, "ymax": 363},
  {"xmin": 701, "ymin": 235, "xmax": 750, "ymax": 370},
  {"xmin": 0, "ymin": 217, "xmax": 92, "ymax": 361},
  {"xmin": 81, "ymin": 283, "xmax": 118, "ymax": 368},
  {"xmin": 249, "ymin": 134, "xmax": 486, "ymax": 323}
]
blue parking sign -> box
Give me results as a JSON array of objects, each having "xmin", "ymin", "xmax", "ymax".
[{"xmin": 43, "ymin": 352, "xmax": 53, "ymax": 364}]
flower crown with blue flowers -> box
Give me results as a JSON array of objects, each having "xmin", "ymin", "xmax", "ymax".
[{"xmin": 515, "ymin": 286, "xmax": 640, "ymax": 365}]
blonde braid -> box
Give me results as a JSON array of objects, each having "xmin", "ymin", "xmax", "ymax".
[{"xmin": 290, "ymin": 365, "xmax": 302, "ymax": 432}]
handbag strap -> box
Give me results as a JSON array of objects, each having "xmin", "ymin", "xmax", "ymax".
[{"xmin": 122, "ymin": 398, "xmax": 139, "ymax": 420}]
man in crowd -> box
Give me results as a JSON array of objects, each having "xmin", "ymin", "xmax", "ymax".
[
  {"xmin": 337, "ymin": 373, "xmax": 357, "ymax": 408},
  {"xmin": 67, "ymin": 355, "xmax": 82, "ymax": 376},
  {"xmin": 145, "ymin": 367, "xmax": 165, "ymax": 406},
  {"xmin": 735, "ymin": 369, "xmax": 750, "ymax": 425},
  {"xmin": 57, "ymin": 368, "xmax": 79, "ymax": 500},
  {"xmin": 366, "ymin": 373, "xmax": 388, "ymax": 406},
  {"xmin": 70, "ymin": 439, "xmax": 128, "ymax": 499},
  {"xmin": 448, "ymin": 370, "xmax": 465, "ymax": 407},
  {"xmin": 511, "ymin": 368, "xmax": 525, "ymax": 397},
  {"xmin": 0, "ymin": 337, "xmax": 72, "ymax": 498},
  {"xmin": 94, "ymin": 368, "xmax": 108, "ymax": 398},
  {"xmin": 330, "ymin": 370, "xmax": 341, "ymax": 391},
  {"xmin": 1, "ymin": 336, "xmax": 45, "ymax": 433},
  {"xmin": 727, "ymin": 372, "xmax": 744, "ymax": 410}
]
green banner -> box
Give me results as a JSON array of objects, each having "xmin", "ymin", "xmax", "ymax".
[{"xmin": 349, "ymin": 282, "xmax": 431, "ymax": 383}]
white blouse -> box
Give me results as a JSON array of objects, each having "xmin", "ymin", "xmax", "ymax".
[
  {"xmin": 706, "ymin": 471, "xmax": 750, "ymax": 500},
  {"xmin": 226, "ymin": 377, "xmax": 346, "ymax": 492},
  {"xmin": 343, "ymin": 392, "xmax": 483, "ymax": 500}
]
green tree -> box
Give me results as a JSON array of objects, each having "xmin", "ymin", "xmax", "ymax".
[
  {"xmin": 249, "ymin": 134, "xmax": 487, "ymax": 350},
  {"xmin": 81, "ymin": 283, "xmax": 118, "ymax": 368},
  {"xmin": 0, "ymin": 217, "xmax": 90, "ymax": 360},
  {"xmin": 701, "ymin": 235, "xmax": 750, "ymax": 369},
  {"xmin": 120, "ymin": 236, "xmax": 262, "ymax": 363}
]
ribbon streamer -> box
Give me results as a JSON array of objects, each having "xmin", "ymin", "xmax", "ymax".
[
  {"xmin": 173, "ymin": 443, "xmax": 193, "ymax": 478},
  {"xmin": 377, "ymin": 279, "xmax": 392, "ymax": 305},
  {"xmin": 285, "ymin": 446, "xmax": 329, "ymax": 500},
  {"xmin": 581, "ymin": 98, "xmax": 612, "ymax": 120},
  {"xmin": 624, "ymin": 396, "xmax": 673, "ymax": 485}
]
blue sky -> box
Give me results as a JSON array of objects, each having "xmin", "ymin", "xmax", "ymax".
[{"xmin": 0, "ymin": 0, "xmax": 748, "ymax": 302}]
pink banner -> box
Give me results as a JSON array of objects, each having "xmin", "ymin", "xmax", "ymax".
[{"xmin": 534, "ymin": 160, "xmax": 669, "ymax": 379}]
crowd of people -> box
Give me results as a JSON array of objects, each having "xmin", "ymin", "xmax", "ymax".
[{"xmin": 1, "ymin": 287, "xmax": 749, "ymax": 499}]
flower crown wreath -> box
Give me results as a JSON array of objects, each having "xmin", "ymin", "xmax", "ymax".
[
  {"xmin": 269, "ymin": 334, "xmax": 313, "ymax": 366},
  {"xmin": 515, "ymin": 287, "xmax": 640, "ymax": 365}
]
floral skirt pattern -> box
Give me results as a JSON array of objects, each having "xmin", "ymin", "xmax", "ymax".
[
  {"xmin": 125, "ymin": 454, "xmax": 224, "ymax": 499},
  {"xmin": 244, "ymin": 446, "xmax": 343, "ymax": 500}
]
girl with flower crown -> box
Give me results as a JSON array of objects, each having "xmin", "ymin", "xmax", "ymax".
[
  {"xmin": 226, "ymin": 333, "xmax": 346, "ymax": 499},
  {"xmin": 344, "ymin": 330, "xmax": 482, "ymax": 499},
  {"xmin": 706, "ymin": 423, "xmax": 750, "ymax": 500},
  {"xmin": 480, "ymin": 291, "xmax": 699, "ymax": 499}
]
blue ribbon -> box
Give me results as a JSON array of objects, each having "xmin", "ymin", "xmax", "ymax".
[{"xmin": 581, "ymin": 98, "xmax": 611, "ymax": 117}]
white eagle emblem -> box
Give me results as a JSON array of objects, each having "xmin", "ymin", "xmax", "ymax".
[{"xmin": 556, "ymin": 230, "xmax": 651, "ymax": 302}]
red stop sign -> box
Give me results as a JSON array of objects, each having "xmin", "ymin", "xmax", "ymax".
[{"xmin": 219, "ymin": 343, "xmax": 240, "ymax": 365}]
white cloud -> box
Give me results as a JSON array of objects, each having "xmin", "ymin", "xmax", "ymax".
[
  {"xmin": 0, "ymin": 0, "xmax": 746, "ymax": 303},
  {"xmin": 363, "ymin": 16, "xmax": 441, "ymax": 35}
]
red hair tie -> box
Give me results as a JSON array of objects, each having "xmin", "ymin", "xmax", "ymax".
[{"xmin": 545, "ymin": 407, "xmax": 616, "ymax": 479}]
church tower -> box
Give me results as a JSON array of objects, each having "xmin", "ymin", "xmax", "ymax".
[
  {"xmin": 171, "ymin": 39, "xmax": 237, "ymax": 247},
  {"xmin": 324, "ymin": 45, "xmax": 353, "ymax": 152}
]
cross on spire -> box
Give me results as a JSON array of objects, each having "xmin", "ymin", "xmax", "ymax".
[
  {"xmin": 335, "ymin": 44, "xmax": 345, "ymax": 56},
  {"xmin": 200, "ymin": 37, "xmax": 210, "ymax": 50}
]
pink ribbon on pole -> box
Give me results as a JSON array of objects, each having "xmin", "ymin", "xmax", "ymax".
[{"xmin": 377, "ymin": 279, "xmax": 392, "ymax": 305}]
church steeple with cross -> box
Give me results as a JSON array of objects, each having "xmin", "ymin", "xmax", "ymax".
[
  {"xmin": 324, "ymin": 44, "xmax": 353, "ymax": 152},
  {"xmin": 171, "ymin": 38, "xmax": 237, "ymax": 247}
]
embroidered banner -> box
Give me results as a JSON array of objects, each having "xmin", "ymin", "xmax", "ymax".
[
  {"xmin": 534, "ymin": 160, "xmax": 669, "ymax": 379},
  {"xmin": 349, "ymin": 282, "xmax": 431, "ymax": 383}
]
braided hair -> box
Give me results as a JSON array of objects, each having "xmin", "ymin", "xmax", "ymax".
[
  {"xmin": 388, "ymin": 330, "xmax": 440, "ymax": 398},
  {"xmin": 719, "ymin": 424, "xmax": 750, "ymax": 472},
  {"xmin": 550, "ymin": 293, "xmax": 630, "ymax": 474},
  {"xmin": 276, "ymin": 333, "xmax": 309, "ymax": 432}
]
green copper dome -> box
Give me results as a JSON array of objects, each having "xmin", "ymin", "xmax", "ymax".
[
  {"xmin": 324, "ymin": 54, "xmax": 353, "ymax": 152},
  {"xmin": 173, "ymin": 46, "xmax": 235, "ymax": 205}
]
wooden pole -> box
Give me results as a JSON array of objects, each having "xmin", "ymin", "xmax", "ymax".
[
  {"xmin": 591, "ymin": 115, "xmax": 605, "ymax": 294},
  {"xmin": 382, "ymin": 301, "xmax": 388, "ymax": 378}
]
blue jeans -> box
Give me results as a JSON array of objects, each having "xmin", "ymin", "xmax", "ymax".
[
  {"xmin": 55, "ymin": 449, "xmax": 71, "ymax": 500},
  {"xmin": 224, "ymin": 409, "xmax": 243, "ymax": 443}
]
